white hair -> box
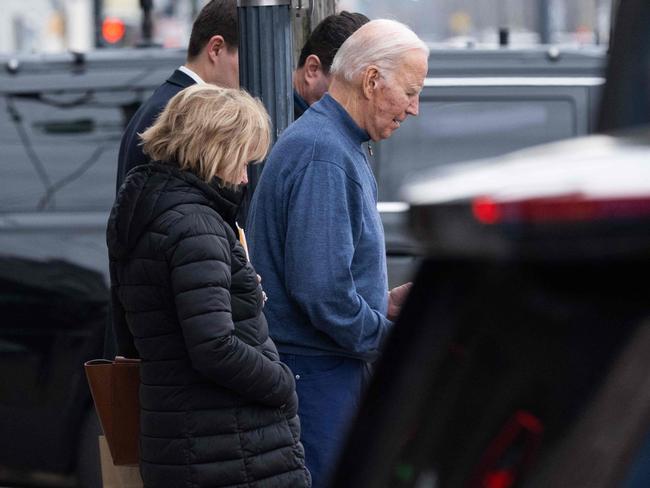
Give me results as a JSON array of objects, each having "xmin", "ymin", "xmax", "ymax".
[{"xmin": 330, "ymin": 19, "xmax": 429, "ymax": 83}]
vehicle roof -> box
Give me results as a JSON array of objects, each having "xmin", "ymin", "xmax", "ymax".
[
  {"xmin": 0, "ymin": 48, "xmax": 186, "ymax": 94},
  {"xmin": 0, "ymin": 44, "xmax": 605, "ymax": 95},
  {"xmin": 424, "ymin": 44, "xmax": 605, "ymax": 77},
  {"xmin": 404, "ymin": 126, "xmax": 650, "ymax": 207}
]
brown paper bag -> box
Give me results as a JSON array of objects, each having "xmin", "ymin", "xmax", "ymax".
[
  {"xmin": 99, "ymin": 436, "xmax": 143, "ymax": 488},
  {"xmin": 85, "ymin": 357, "xmax": 140, "ymax": 465}
]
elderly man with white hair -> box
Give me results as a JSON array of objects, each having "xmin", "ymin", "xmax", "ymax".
[{"xmin": 246, "ymin": 19, "xmax": 429, "ymax": 487}]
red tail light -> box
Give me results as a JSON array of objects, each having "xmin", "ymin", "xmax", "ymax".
[
  {"xmin": 472, "ymin": 194, "xmax": 650, "ymax": 224},
  {"xmin": 472, "ymin": 197, "xmax": 501, "ymax": 224},
  {"xmin": 469, "ymin": 410, "xmax": 544, "ymax": 488}
]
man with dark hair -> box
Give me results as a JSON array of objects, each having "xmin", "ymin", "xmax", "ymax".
[
  {"xmin": 115, "ymin": 0, "xmax": 239, "ymax": 192},
  {"xmin": 293, "ymin": 11, "xmax": 369, "ymax": 119}
]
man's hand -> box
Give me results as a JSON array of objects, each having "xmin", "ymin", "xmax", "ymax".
[{"xmin": 387, "ymin": 282, "xmax": 412, "ymax": 321}]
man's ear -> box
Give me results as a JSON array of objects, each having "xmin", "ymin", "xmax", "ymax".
[
  {"xmin": 362, "ymin": 66, "xmax": 380, "ymax": 99},
  {"xmin": 304, "ymin": 54, "xmax": 323, "ymax": 81},
  {"xmin": 206, "ymin": 35, "xmax": 226, "ymax": 61}
]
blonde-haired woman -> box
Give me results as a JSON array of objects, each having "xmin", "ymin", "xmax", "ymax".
[{"xmin": 107, "ymin": 85, "xmax": 311, "ymax": 488}]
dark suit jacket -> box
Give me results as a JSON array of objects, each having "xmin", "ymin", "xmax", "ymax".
[
  {"xmin": 115, "ymin": 69, "xmax": 195, "ymax": 193},
  {"xmin": 293, "ymin": 89, "xmax": 309, "ymax": 120},
  {"xmin": 105, "ymin": 69, "xmax": 195, "ymax": 360}
]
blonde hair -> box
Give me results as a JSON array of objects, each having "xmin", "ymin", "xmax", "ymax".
[{"xmin": 140, "ymin": 85, "xmax": 271, "ymax": 186}]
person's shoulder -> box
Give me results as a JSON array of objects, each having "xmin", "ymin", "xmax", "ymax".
[
  {"xmin": 278, "ymin": 111, "xmax": 347, "ymax": 153},
  {"xmin": 263, "ymin": 110, "xmax": 362, "ymax": 184},
  {"xmin": 284, "ymin": 110, "xmax": 325, "ymax": 141},
  {"xmin": 268, "ymin": 117, "xmax": 322, "ymax": 163},
  {"xmin": 123, "ymin": 79, "xmax": 181, "ymax": 136},
  {"xmin": 312, "ymin": 126, "xmax": 361, "ymax": 167},
  {"xmin": 142, "ymin": 80, "xmax": 180, "ymax": 114},
  {"xmin": 136, "ymin": 74, "xmax": 187, "ymax": 116},
  {"xmin": 161, "ymin": 199, "xmax": 230, "ymax": 248}
]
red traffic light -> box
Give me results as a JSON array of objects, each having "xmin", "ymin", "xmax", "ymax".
[{"xmin": 102, "ymin": 17, "xmax": 126, "ymax": 44}]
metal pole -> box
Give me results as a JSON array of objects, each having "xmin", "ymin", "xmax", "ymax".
[
  {"xmin": 609, "ymin": 0, "xmax": 621, "ymax": 44},
  {"xmin": 94, "ymin": 0, "xmax": 102, "ymax": 47},
  {"xmin": 237, "ymin": 0, "xmax": 293, "ymax": 217},
  {"xmin": 140, "ymin": 0, "xmax": 154, "ymax": 46},
  {"xmin": 538, "ymin": 0, "xmax": 552, "ymax": 44}
]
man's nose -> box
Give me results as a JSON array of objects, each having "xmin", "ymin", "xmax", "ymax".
[{"xmin": 407, "ymin": 97, "xmax": 419, "ymax": 116}]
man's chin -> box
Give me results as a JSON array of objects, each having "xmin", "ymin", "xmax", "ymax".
[{"xmin": 380, "ymin": 128, "xmax": 397, "ymax": 140}]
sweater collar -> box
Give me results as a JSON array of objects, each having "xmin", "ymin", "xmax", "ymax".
[{"xmin": 316, "ymin": 93, "xmax": 370, "ymax": 146}]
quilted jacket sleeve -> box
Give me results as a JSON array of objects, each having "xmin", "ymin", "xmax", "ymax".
[
  {"xmin": 109, "ymin": 261, "xmax": 138, "ymax": 358},
  {"xmin": 111, "ymin": 285, "xmax": 138, "ymax": 358},
  {"xmin": 165, "ymin": 212, "xmax": 295, "ymax": 408}
]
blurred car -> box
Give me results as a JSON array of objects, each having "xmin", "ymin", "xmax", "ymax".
[
  {"xmin": 0, "ymin": 258, "xmax": 107, "ymax": 487},
  {"xmin": 333, "ymin": 127, "xmax": 650, "ymax": 488},
  {"xmin": 331, "ymin": 0, "xmax": 650, "ymax": 486}
]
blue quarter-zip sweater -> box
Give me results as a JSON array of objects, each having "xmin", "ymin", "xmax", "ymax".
[{"xmin": 246, "ymin": 94, "xmax": 391, "ymax": 362}]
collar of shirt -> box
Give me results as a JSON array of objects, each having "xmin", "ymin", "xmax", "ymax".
[
  {"xmin": 178, "ymin": 65, "xmax": 205, "ymax": 85},
  {"xmin": 316, "ymin": 93, "xmax": 370, "ymax": 146}
]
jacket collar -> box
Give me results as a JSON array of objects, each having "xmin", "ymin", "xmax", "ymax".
[
  {"xmin": 161, "ymin": 164, "xmax": 242, "ymax": 226},
  {"xmin": 131, "ymin": 163, "xmax": 242, "ymax": 228},
  {"xmin": 293, "ymin": 89, "xmax": 310, "ymax": 119},
  {"xmin": 108, "ymin": 163, "xmax": 243, "ymax": 260},
  {"xmin": 166, "ymin": 69, "xmax": 196, "ymax": 89}
]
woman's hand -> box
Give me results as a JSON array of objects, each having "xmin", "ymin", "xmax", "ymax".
[{"xmin": 257, "ymin": 274, "xmax": 268, "ymax": 304}]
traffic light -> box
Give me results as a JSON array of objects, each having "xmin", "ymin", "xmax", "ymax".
[{"xmin": 101, "ymin": 17, "xmax": 125, "ymax": 45}]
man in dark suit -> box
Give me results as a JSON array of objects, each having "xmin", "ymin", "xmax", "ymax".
[
  {"xmin": 106, "ymin": 0, "xmax": 238, "ymax": 359},
  {"xmin": 115, "ymin": 0, "xmax": 239, "ymax": 192}
]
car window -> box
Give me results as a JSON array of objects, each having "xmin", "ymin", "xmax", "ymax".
[{"xmin": 375, "ymin": 96, "xmax": 581, "ymax": 201}]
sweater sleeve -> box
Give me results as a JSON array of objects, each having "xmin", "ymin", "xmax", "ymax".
[
  {"xmin": 284, "ymin": 160, "xmax": 391, "ymax": 356},
  {"xmin": 165, "ymin": 212, "xmax": 295, "ymax": 408}
]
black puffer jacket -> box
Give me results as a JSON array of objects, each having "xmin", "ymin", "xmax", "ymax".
[{"xmin": 107, "ymin": 163, "xmax": 310, "ymax": 488}]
